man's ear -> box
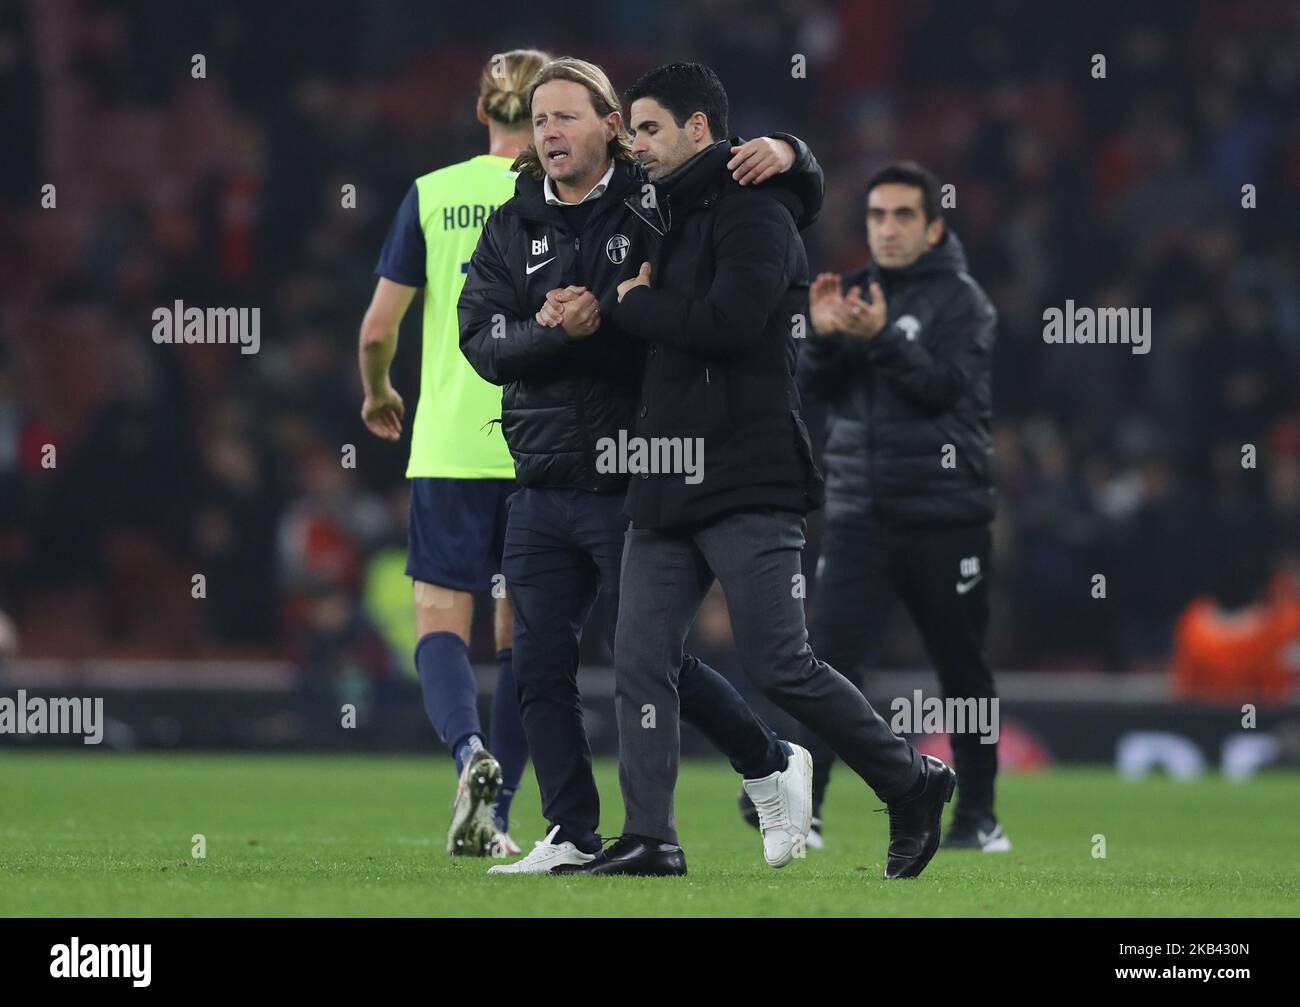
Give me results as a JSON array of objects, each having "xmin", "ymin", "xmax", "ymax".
[
  {"xmin": 476, "ymin": 97, "xmax": 489, "ymax": 126},
  {"xmin": 606, "ymin": 110, "xmax": 621, "ymax": 141},
  {"xmin": 690, "ymin": 111, "xmax": 710, "ymax": 143},
  {"xmin": 927, "ymin": 216, "xmax": 946, "ymax": 248}
]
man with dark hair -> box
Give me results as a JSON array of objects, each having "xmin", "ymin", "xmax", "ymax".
[
  {"xmin": 558, "ymin": 66, "xmax": 955, "ymax": 879},
  {"xmin": 771, "ymin": 159, "xmax": 1006, "ymax": 852},
  {"xmin": 624, "ymin": 62, "xmax": 730, "ymax": 168},
  {"xmin": 864, "ymin": 160, "xmax": 944, "ymax": 221}
]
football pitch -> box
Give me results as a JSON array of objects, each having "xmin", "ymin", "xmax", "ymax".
[{"xmin": 1, "ymin": 752, "xmax": 1297, "ymax": 917}]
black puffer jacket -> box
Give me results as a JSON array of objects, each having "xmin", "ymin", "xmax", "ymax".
[
  {"xmin": 458, "ymin": 160, "xmax": 642, "ymax": 492},
  {"xmin": 796, "ymin": 230, "xmax": 996, "ymax": 528},
  {"xmin": 611, "ymin": 141, "xmax": 825, "ymax": 529},
  {"xmin": 459, "ymin": 137, "xmax": 823, "ymax": 492}
]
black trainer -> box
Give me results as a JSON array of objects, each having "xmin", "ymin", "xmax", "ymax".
[
  {"xmin": 942, "ymin": 812, "xmax": 1012, "ymax": 852},
  {"xmin": 882, "ymin": 754, "xmax": 956, "ymax": 879},
  {"xmin": 552, "ymin": 834, "xmax": 687, "ymax": 876}
]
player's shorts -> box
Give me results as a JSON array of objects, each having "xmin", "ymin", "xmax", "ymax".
[{"xmin": 406, "ymin": 478, "xmax": 516, "ymax": 593}]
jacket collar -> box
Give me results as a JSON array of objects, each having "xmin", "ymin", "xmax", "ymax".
[
  {"xmin": 655, "ymin": 139, "xmax": 732, "ymax": 214},
  {"xmin": 544, "ymin": 161, "xmax": 616, "ymax": 205},
  {"xmin": 870, "ymin": 230, "xmax": 970, "ymax": 283},
  {"xmin": 506, "ymin": 159, "xmax": 643, "ymax": 228}
]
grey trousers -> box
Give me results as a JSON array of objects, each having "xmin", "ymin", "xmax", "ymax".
[{"xmin": 615, "ymin": 508, "xmax": 922, "ymax": 844}]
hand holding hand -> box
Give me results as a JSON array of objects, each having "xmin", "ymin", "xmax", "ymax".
[
  {"xmin": 561, "ymin": 289, "xmax": 601, "ymax": 339},
  {"xmin": 536, "ymin": 285, "xmax": 586, "ymax": 328}
]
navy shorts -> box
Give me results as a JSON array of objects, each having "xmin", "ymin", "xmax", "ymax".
[{"xmin": 406, "ymin": 478, "xmax": 516, "ymax": 593}]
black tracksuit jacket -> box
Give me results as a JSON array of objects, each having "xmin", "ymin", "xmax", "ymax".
[
  {"xmin": 795, "ymin": 230, "xmax": 997, "ymax": 529},
  {"xmin": 611, "ymin": 140, "xmax": 827, "ymax": 529},
  {"xmin": 458, "ymin": 135, "xmax": 822, "ymax": 495}
]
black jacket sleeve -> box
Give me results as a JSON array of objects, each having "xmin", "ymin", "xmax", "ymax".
[
  {"xmin": 612, "ymin": 189, "xmax": 794, "ymax": 359},
  {"xmin": 458, "ymin": 216, "xmax": 578, "ymax": 385},
  {"xmin": 766, "ymin": 131, "xmax": 824, "ymax": 228},
  {"xmin": 867, "ymin": 277, "xmax": 997, "ymax": 412},
  {"xmin": 797, "ymin": 330, "xmax": 859, "ymax": 402}
]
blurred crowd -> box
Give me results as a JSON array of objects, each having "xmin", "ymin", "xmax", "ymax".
[{"xmin": 1, "ymin": 0, "xmax": 1297, "ymax": 687}]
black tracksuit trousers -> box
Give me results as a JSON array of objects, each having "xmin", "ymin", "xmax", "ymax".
[{"xmin": 803, "ymin": 517, "xmax": 998, "ymax": 823}]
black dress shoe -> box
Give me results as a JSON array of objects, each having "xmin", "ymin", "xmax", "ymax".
[
  {"xmin": 552, "ymin": 834, "xmax": 687, "ymax": 876},
  {"xmin": 883, "ymin": 755, "xmax": 956, "ymax": 879}
]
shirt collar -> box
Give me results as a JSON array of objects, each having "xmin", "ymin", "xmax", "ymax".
[{"xmin": 544, "ymin": 161, "xmax": 615, "ymax": 206}]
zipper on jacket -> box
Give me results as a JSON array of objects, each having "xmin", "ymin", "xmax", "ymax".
[
  {"xmin": 566, "ymin": 231, "xmax": 598, "ymax": 488},
  {"xmin": 625, "ymin": 196, "xmax": 667, "ymax": 236},
  {"xmin": 866, "ymin": 281, "xmax": 881, "ymax": 522},
  {"xmin": 571, "ymin": 374, "xmax": 599, "ymax": 490},
  {"xmin": 705, "ymin": 367, "xmax": 710, "ymax": 383},
  {"xmin": 867, "ymin": 373, "xmax": 879, "ymax": 522}
]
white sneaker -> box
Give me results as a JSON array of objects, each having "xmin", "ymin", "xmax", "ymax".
[
  {"xmin": 977, "ymin": 824, "xmax": 1013, "ymax": 853},
  {"xmin": 741, "ymin": 742, "xmax": 813, "ymax": 868},
  {"xmin": 490, "ymin": 831, "xmax": 522, "ymax": 858},
  {"xmin": 941, "ymin": 814, "xmax": 1013, "ymax": 853},
  {"xmin": 487, "ymin": 825, "xmax": 596, "ymax": 875},
  {"xmin": 447, "ymin": 750, "xmax": 502, "ymax": 856}
]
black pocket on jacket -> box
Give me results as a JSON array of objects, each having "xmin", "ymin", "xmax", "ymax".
[{"xmin": 791, "ymin": 408, "xmax": 826, "ymax": 505}]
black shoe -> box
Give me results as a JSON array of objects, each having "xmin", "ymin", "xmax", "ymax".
[
  {"xmin": 942, "ymin": 812, "xmax": 1012, "ymax": 852},
  {"xmin": 882, "ymin": 755, "xmax": 956, "ymax": 879},
  {"xmin": 552, "ymin": 834, "xmax": 687, "ymax": 876}
]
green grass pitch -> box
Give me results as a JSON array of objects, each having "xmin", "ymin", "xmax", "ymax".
[{"xmin": 2, "ymin": 752, "xmax": 1297, "ymax": 916}]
